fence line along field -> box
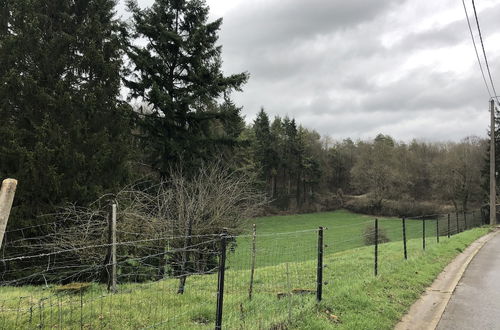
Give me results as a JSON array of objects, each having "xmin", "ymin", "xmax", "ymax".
[
  {"xmin": 0, "ymin": 209, "xmax": 489, "ymax": 329},
  {"xmin": 230, "ymin": 210, "xmax": 457, "ymax": 269}
]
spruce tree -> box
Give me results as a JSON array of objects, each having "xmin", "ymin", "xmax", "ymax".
[
  {"xmin": 124, "ymin": 0, "xmax": 248, "ymax": 177},
  {"xmin": 253, "ymin": 108, "xmax": 272, "ymax": 182},
  {"xmin": 0, "ymin": 0, "xmax": 132, "ymax": 229}
]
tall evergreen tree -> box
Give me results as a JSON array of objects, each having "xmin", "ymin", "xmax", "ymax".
[
  {"xmin": 253, "ymin": 108, "xmax": 273, "ymax": 186},
  {"xmin": 0, "ymin": 0, "xmax": 132, "ymax": 228},
  {"xmin": 125, "ymin": 0, "xmax": 248, "ymax": 178}
]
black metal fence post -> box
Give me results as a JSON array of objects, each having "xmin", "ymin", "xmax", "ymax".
[
  {"xmin": 402, "ymin": 217, "xmax": 407, "ymax": 260},
  {"xmin": 215, "ymin": 233, "xmax": 227, "ymax": 330},
  {"xmin": 463, "ymin": 211, "xmax": 467, "ymax": 230},
  {"xmin": 316, "ymin": 226, "xmax": 324, "ymax": 302},
  {"xmin": 436, "ymin": 217, "xmax": 439, "ymax": 243},
  {"xmin": 422, "ymin": 219, "xmax": 426, "ymax": 251},
  {"xmin": 448, "ymin": 213, "xmax": 450, "ymax": 238},
  {"xmin": 456, "ymin": 212, "xmax": 459, "ymax": 233},
  {"xmin": 374, "ymin": 219, "xmax": 378, "ymax": 276}
]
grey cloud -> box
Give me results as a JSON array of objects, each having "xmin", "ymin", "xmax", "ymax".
[
  {"xmin": 394, "ymin": 3, "xmax": 500, "ymax": 52},
  {"xmin": 396, "ymin": 21, "xmax": 466, "ymax": 50},
  {"xmin": 127, "ymin": 0, "xmax": 500, "ymax": 141},
  {"xmin": 221, "ymin": 0, "xmax": 404, "ymax": 47}
]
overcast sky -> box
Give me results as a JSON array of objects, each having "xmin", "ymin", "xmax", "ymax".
[{"xmin": 118, "ymin": 0, "xmax": 500, "ymax": 142}]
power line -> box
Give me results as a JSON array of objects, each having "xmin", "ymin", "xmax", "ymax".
[
  {"xmin": 470, "ymin": 0, "xmax": 500, "ymax": 106},
  {"xmin": 461, "ymin": 0, "xmax": 492, "ymax": 99}
]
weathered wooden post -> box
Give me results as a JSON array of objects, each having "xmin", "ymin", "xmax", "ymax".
[
  {"xmin": 0, "ymin": 179, "xmax": 18, "ymax": 247},
  {"xmin": 107, "ymin": 203, "xmax": 117, "ymax": 293}
]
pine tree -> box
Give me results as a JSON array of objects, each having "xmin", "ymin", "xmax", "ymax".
[
  {"xmin": 253, "ymin": 108, "xmax": 272, "ymax": 185},
  {"xmin": 124, "ymin": 0, "xmax": 248, "ymax": 178},
  {"xmin": 0, "ymin": 0, "xmax": 132, "ymax": 229}
]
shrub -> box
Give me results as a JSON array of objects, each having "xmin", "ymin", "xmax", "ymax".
[
  {"xmin": 53, "ymin": 282, "xmax": 91, "ymax": 294},
  {"xmin": 363, "ymin": 224, "xmax": 390, "ymax": 245},
  {"xmin": 345, "ymin": 195, "xmax": 447, "ymax": 217}
]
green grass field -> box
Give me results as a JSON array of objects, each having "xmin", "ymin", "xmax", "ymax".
[
  {"xmin": 229, "ymin": 210, "xmax": 451, "ymax": 269},
  {"xmin": 0, "ymin": 210, "xmax": 489, "ymax": 329}
]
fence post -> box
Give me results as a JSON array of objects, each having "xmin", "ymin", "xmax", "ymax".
[
  {"xmin": 248, "ymin": 224, "xmax": 256, "ymax": 300},
  {"xmin": 402, "ymin": 217, "xmax": 407, "ymax": 260},
  {"xmin": 374, "ymin": 219, "xmax": 378, "ymax": 276},
  {"xmin": 316, "ymin": 226, "xmax": 324, "ymax": 302},
  {"xmin": 448, "ymin": 213, "xmax": 450, "ymax": 238},
  {"xmin": 0, "ymin": 178, "xmax": 17, "ymax": 248},
  {"xmin": 422, "ymin": 219, "xmax": 426, "ymax": 251},
  {"xmin": 107, "ymin": 203, "xmax": 117, "ymax": 293},
  {"xmin": 215, "ymin": 232, "xmax": 227, "ymax": 330},
  {"xmin": 455, "ymin": 212, "xmax": 459, "ymax": 233},
  {"xmin": 436, "ymin": 217, "xmax": 439, "ymax": 243}
]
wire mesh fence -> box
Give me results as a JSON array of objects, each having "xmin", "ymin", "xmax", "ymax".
[{"xmin": 0, "ymin": 207, "xmax": 489, "ymax": 329}]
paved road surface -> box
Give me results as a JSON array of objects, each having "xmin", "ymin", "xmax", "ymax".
[{"xmin": 437, "ymin": 232, "xmax": 500, "ymax": 330}]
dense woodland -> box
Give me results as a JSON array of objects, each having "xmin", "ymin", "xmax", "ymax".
[
  {"xmin": 246, "ymin": 110, "xmax": 488, "ymax": 216},
  {"xmin": 0, "ymin": 0, "xmax": 495, "ymax": 234}
]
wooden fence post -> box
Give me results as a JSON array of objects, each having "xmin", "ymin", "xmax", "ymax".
[
  {"xmin": 0, "ymin": 179, "xmax": 17, "ymax": 247},
  {"xmin": 107, "ymin": 203, "xmax": 117, "ymax": 293}
]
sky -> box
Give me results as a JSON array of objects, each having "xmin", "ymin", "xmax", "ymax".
[{"xmin": 117, "ymin": 0, "xmax": 500, "ymax": 142}]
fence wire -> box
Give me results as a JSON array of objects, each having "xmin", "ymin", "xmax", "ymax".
[{"xmin": 0, "ymin": 208, "xmax": 489, "ymax": 329}]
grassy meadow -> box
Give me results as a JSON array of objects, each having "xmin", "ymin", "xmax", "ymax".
[
  {"xmin": 0, "ymin": 210, "xmax": 488, "ymax": 329},
  {"xmin": 229, "ymin": 210, "xmax": 453, "ymax": 269}
]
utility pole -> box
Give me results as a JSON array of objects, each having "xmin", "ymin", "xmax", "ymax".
[{"xmin": 490, "ymin": 98, "xmax": 496, "ymax": 225}]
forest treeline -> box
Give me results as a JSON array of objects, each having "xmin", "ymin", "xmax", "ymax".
[
  {"xmin": 246, "ymin": 109, "xmax": 487, "ymax": 216},
  {"xmin": 0, "ymin": 0, "xmax": 495, "ymax": 235}
]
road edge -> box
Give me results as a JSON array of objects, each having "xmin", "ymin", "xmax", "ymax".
[{"xmin": 394, "ymin": 228, "xmax": 499, "ymax": 330}]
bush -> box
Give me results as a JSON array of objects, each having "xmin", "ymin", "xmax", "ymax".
[
  {"xmin": 53, "ymin": 282, "xmax": 91, "ymax": 294},
  {"xmin": 344, "ymin": 195, "xmax": 379, "ymax": 215},
  {"xmin": 345, "ymin": 195, "xmax": 446, "ymax": 217},
  {"xmin": 363, "ymin": 224, "xmax": 390, "ymax": 245}
]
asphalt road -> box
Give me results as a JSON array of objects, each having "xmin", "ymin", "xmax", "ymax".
[{"xmin": 437, "ymin": 232, "xmax": 500, "ymax": 330}]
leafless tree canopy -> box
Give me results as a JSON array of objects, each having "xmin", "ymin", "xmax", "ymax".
[{"xmin": 41, "ymin": 163, "xmax": 268, "ymax": 284}]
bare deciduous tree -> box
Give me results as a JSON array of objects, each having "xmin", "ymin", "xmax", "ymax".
[{"xmin": 45, "ymin": 163, "xmax": 267, "ymax": 291}]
